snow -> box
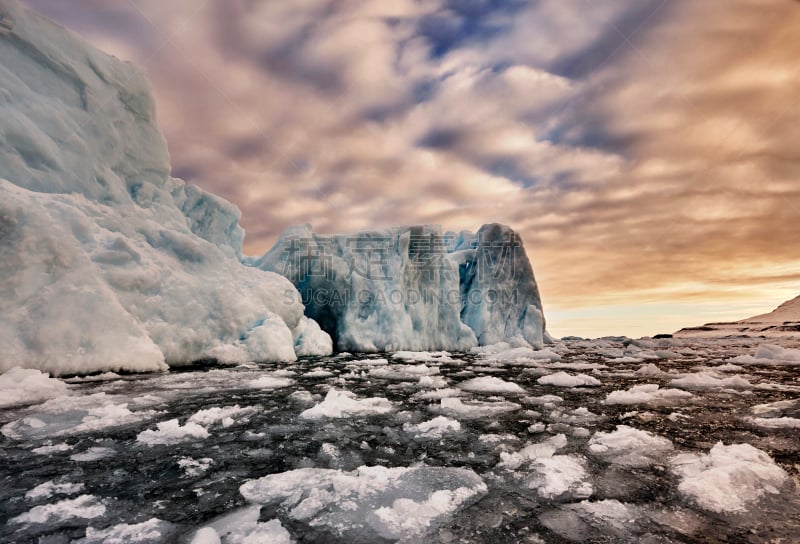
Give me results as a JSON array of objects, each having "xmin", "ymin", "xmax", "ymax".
[
  {"xmin": 499, "ymin": 434, "xmax": 568, "ymax": 470},
  {"xmin": 256, "ymin": 223, "xmax": 547, "ymax": 353},
  {"xmin": 369, "ymin": 363, "xmax": 440, "ymax": 380},
  {"xmin": 671, "ymin": 442, "xmax": 789, "ymax": 513},
  {"xmin": 239, "ymin": 465, "xmax": 487, "ymax": 540},
  {"xmin": 136, "ymin": 419, "xmax": 209, "ymax": 445},
  {"xmin": 537, "ymin": 372, "xmax": 601, "ymax": 388},
  {"xmin": 403, "ymin": 416, "xmax": 461, "ymax": 438},
  {"xmin": 299, "ymin": 388, "xmax": 393, "ymax": 419},
  {"xmin": 0, "ymin": 0, "xmax": 325, "ymax": 375},
  {"xmin": 80, "ymin": 519, "xmax": 172, "ymax": 544},
  {"xmin": 392, "ymin": 351, "xmax": 455, "ymax": 363},
  {"xmin": 753, "ymin": 344, "xmax": 800, "ymax": 363},
  {"xmin": 0, "ymin": 367, "xmax": 69, "ymax": 407},
  {"xmin": 458, "ymin": 376, "xmax": 525, "ymax": 394},
  {"xmin": 588, "ymin": 425, "xmax": 673, "ymax": 467},
  {"xmin": 178, "ymin": 457, "xmax": 214, "ymax": 477},
  {"xmin": 191, "ymin": 527, "xmax": 221, "ymax": 544},
  {"xmin": 669, "ymin": 372, "xmax": 752, "ymax": 391},
  {"xmin": 10, "ymin": 495, "xmax": 106, "ymax": 525},
  {"xmin": 604, "ymin": 384, "xmax": 694, "ymax": 405},
  {"xmin": 70, "ymin": 447, "xmax": 116, "ymax": 462}
]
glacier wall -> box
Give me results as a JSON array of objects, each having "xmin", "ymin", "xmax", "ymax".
[
  {"xmin": 0, "ymin": 0, "xmax": 331, "ymax": 375},
  {"xmin": 253, "ymin": 223, "xmax": 547, "ymax": 352}
]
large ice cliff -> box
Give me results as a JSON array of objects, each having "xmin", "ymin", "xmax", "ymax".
[
  {"xmin": 0, "ymin": 0, "xmax": 547, "ymax": 375},
  {"xmin": 252, "ymin": 223, "xmax": 547, "ymax": 352},
  {"xmin": 0, "ymin": 0, "xmax": 330, "ymax": 375}
]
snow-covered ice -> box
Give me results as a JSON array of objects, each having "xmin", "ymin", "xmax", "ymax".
[
  {"xmin": 671, "ymin": 442, "xmax": 789, "ymax": 513},
  {"xmin": 458, "ymin": 376, "xmax": 525, "ymax": 394},
  {"xmin": 239, "ymin": 465, "xmax": 487, "ymax": 541},
  {"xmin": 588, "ymin": 425, "xmax": 673, "ymax": 467},
  {"xmin": 136, "ymin": 419, "xmax": 209, "ymax": 446},
  {"xmin": 299, "ymin": 388, "xmax": 393, "ymax": 419},
  {"xmin": 604, "ymin": 384, "xmax": 693, "ymax": 405},
  {"xmin": 0, "ymin": 368, "xmax": 70, "ymax": 408},
  {"xmin": 537, "ymin": 372, "xmax": 601, "ymax": 388}
]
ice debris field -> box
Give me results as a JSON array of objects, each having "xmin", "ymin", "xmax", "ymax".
[{"xmin": 2, "ymin": 337, "xmax": 800, "ymax": 543}]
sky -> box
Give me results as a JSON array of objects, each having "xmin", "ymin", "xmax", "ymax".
[{"xmin": 21, "ymin": 0, "xmax": 800, "ymax": 338}]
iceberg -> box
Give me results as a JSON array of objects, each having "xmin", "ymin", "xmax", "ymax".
[
  {"xmin": 253, "ymin": 223, "xmax": 547, "ymax": 352},
  {"xmin": 0, "ymin": 0, "xmax": 546, "ymax": 375},
  {"xmin": 0, "ymin": 0, "xmax": 331, "ymax": 375}
]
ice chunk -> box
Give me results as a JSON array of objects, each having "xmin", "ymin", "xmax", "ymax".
[
  {"xmin": 433, "ymin": 397, "xmax": 520, "ymax": 418},
  {"xmin": 369, "ymin": 363, "xmax": 440, "ymax": 380},
  {"xmin": 458, "ymin": 376, "xmax": 525, "ymax": 394},
  {"xmin": 25, "ymin": 480, "xmax": 84, "ymax": 500},
  {"xmin": 2, "ymin": 393, "xmax": 157, "ymax": 439},
  {"xmin": 190, "ymin": 527, "xmax": 221, "ymax": 544},
  {"xmin": 403, "ymin": 416, "xmax": 461, "ymax": 438},
  {"xmin": 588, "ymin": 425, "xmax": 673, "ymax": 467},
  {"xmin": 70, "ymin": 447, "xmax": 116, "ymax": 462},
  {"xmin": 746, "ymin": 417, "xmax": 800, "ymax": 429},
  {"xmin": 187, "ymin": 405, "xmax": 257, "ymax": 428},
  {"xmin": 0, "ymin": 2, "xmax": 306, "ymax": 374},
  {"xmin": 136, "ymin": 419, "xmax": 209, "ymax": 445},
  {"xmin": 248, "ymin": 375, "xmax": 294, "ymax": 389},
  {"xmin": 754, "ymin": 344, "xmax": 800, "ymax": 362},
  {"xmin": 293, "ymin": 316, "xmax": 334, "ymax": 357},
  {"xmin": 670, "ymin": 442, "xmax": 789, "ymax": 513},
  {"xmin": 299, "ymin": 389, "xmax": 393, "ymax": 419},
  {"xmin": 392, "ymin": 351, "xmax": 455, "ymax": 363},
  {"xmin": 0, "ymin": 368, "xmax": 69, "ymax": 408},
  {"xmin": 604, "ymin": 384, "xmax": 693, "ymax": 405},
  {"xmin": 79, "ymin": 518, "xmax": 173, "ymax": 544},
  {"xmin": 10, "ymin": 495, "xmax": 106, "ymax": 525},
  {"xmin": 669, "ymin": 372, "xmax": 751, "ymax": 391},
  {"xmin": 499, "ymin": 434, "xmax": 568, "ymax": 470},
  {"xmin": 239, "ymin": 465, "xmax": 487, "ymax": 541},
  {"xmin": 537, "ymin": 372, "xmax": 601, "ymax": 388},
  {"xmin": 525, "ymin": 455, "xmax": 594, "ymax": 500},
  {"xmin": 178, "ymin": 457, "xmax": 214, "ymax": 478},
  {"xmin": 257, "ymin": 223, "xmax": 548, "ymax": 352}
]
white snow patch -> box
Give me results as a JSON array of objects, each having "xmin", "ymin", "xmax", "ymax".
[
  {"xmin": 433, "ymin": 397, "xmax": 520, "ymax": 418},
  {"xmin": 187, "ymin": 405, "xmax": 257, "ymax": 428},
  {"xmin": 26, "ymin": 480, "xmax": 84, "ymax": 500}
]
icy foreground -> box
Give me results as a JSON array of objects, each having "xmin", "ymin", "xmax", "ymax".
[
  {"xmin": 2, "ymin": 337, "xmax": 800, "ymax": 543},
  {"xmin": 0, "ymin": 0, "xmax": 333, "ymax": 374},
  {"xmin": 253, "ymin": 223, "xmax": 547, "ymax": 352}
]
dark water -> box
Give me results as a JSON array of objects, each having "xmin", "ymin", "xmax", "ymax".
[{"xmin": 1, "ymin": 338, "xmax": 799, "ymax": 543}]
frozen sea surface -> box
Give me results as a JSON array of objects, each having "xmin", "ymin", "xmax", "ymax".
[{"xmin": 2, "ymin": 337, "xmax": 800, "ymax": 543}]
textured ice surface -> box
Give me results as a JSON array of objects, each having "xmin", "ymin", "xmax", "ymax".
[
  {"xmin": 0, "ymin": 368, "xmax": 69, "ymax": 407},
  {"xmin": 604, "ymin": 384, "xmax": 693, "ymax": 405},
  {"xmin": 669, "ymin": 372, "xmax": 751, "ymax": 390},
  {"xmin": 458, "ymin": 376, "xmax": 525, "ymax": 394},
  {"xmin": 255, "ymin": 223, "xmax": 546, "ymax": 352},
  {"xmin": 299, "ymin": 388, "xmax": 393, "ymax": 419},
  {"xmin": 10, "ymin": 495, "xmax": 106, "ymax": 525},
  {"xmin": 588, "ymin": 425, "xmax": 673, "ymax": 467},
  {"xmin": 0, "ymin": 0, "xmax": 328, "ymax": 375},
  {"xmin": 240, "ymin": 465, "xmax": 487, "ymax": 541},
  {"xmin": 537, "ymin": 372, "xmax": 601, "ymax": 388},
  {"xmin": 671, "ymin": 442, "xmax": 789, "ymax": 513}
]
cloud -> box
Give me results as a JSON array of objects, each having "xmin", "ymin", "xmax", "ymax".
[{"xmin": 20, "ymin": 0, "xmax": 800, "ymax": 333}]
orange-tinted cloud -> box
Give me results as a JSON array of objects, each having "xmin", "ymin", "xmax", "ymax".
[{"xmin": 20, "ymin": 0, "xmax": 800, "ymax": 336}]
